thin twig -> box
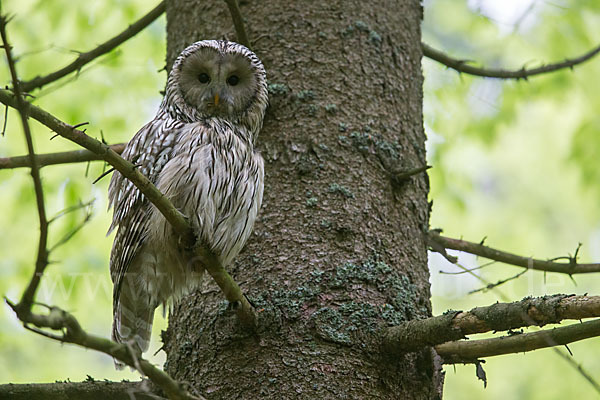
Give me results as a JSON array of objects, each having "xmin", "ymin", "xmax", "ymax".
[
  {"xmin": 422, "ymin": 42, "xmax": 600, "ymax": 80},
  {"xmin": 0, "ymin": 143, "xmax": 125, "ymax": 170},
  {"xmin": 428, "ymin": 230, "xmax": 600, "ymax": 274},
  {"xmin": 439, "ymin": 259, "xmax": 496, "ymax": 275},
  {"xmin": 20, "ymin": 1, "xmax": 166, "ymax": 92},
  {"xmin": 48, "ymin": 199, "xmax": 95, "ymax": 224},
  {"xmin": 224, "ymin": 0, "xmax": 251, "ymax": 49},
  {"xmin": 552, "ymin": 347, "xmax": 600, "ymax": 394},
  {"xmin": 468, "ymin": 269, "xmax": 527, "ymax": 294},
  {"xmin": 49, "ymin": 212, "xmax": 92, "ymax": 252},
  {"xmin": 1, "ymin": 103, "xmax": 7, "ymax": 136},
  {"xmin": 446, "ymin": 260, "xmax": 508, "ymax": 300},
  {"xmin": 0, "ymin": 14, "xmax": 49, "ymax": 313}
]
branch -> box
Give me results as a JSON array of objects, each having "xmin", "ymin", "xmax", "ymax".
[
  {"xmin": 1, "ymin": 15, "xmax": 199, "ymax": 400},
  {"xmin": 0, "ymin": 88, "xmax": 256, "ymax": 328},
  {"xmin": 422, "ymin": 42, "xmax": 600, "ymax": 80},
  {"xmin": 0, "ymin": 14, "xmax": 49, "ymax": 313},
  {"xmin": 427, "ymin": 230, "xmax": 600, "ymax": 274},
  {"xmin": 5, "ymin": 300, "xmax": 203, "ymax": 400},
  {"xmin": 0, "ymin": 381, "xmax": 160, "ymax": 400},
  {"xmin": 224, "ymin": 0, "xmax": 251, "ymax": 49},
  {"xmin": 20, "ymin": 1, "xmax": 166, "ymax": 92},
  {"xmin": 436, "ymin": 318, "xmax": 600, "ymax": 364},
  {"xmin": 0, "ymin": 143, "xmax": 125, "ymax": 169},
  {"xmin": 0, "ymin": 88, "xmax": 192, "ymax": 240},
  {"xmin": 1, "ymin": 8, "xmax": 251, "ymax": 398},
  {"xmin": 381, "ymin": 294, "xmax": 600, "ymax": 353},
  {"xmin": 390, "ymin": 165, "xmax": 431, "ymax": 185}
]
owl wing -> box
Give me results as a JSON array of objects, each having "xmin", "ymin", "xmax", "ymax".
[{"xmin": 107, "ymin": 111, "xmax": 182, "ymax": 301}]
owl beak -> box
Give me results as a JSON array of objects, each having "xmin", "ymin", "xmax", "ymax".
[{"xmin": 213, "ymin": 93, "xmax": 220, "ymax": 106}]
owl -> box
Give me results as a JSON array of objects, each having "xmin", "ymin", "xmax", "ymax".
[{"xmin": 107, "ymin": 40, "xmax": 268, "ymax": 361}]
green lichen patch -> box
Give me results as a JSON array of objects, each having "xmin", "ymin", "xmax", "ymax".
[
  {"xmin": 369, "ymin": 30, "xmax": 382, "ymax": 44},
  {"xmin": 312, "ymin": 300, "xmax": 406, "ymax": 346},
  {"xmin": 252, "ymin": 283, "xmax": 322, "ymax": 322},
  {"xmin": 354, "ymin": 20, "xmax": 369, "ymax": 32},
  {"xmin": 343, "ymin": 21, "xmax": 381, "ymax": 46},
  {"xmin": 312, "ymin": 307, "xmax": 353, "ymax": 345},
  {"xmin": 338, "ymin": 122, "xmax": 348, "ymax": 132},
  {"xmin": 295, "ymin": 89, "xmax": 316, "ymax": 101},
  {"xmin": 267, "ymin": 83, "xmax": 289, "ymax": 96},
  {"xmin": 312, "ymin": 302, "xmax": 381, "ymax": 344},
  {"xmin": 310, "ymin": 269, "xmax": 325, "ymax": 284},
  {"xmin": 329, "ymin": 260, "xmax": 391, "ymax": 288},
  {"xmin": 328, "ymin": 183, "xmax": 354, "ymax": 198},
  {"xmin": 320, "ymin": 219, "xmax": 332, "ymax": 229},
  {"xmin": 317, "ymin": 143, "xmax": 329, "ymax": 152},
  {"xmin": 325, "ymin": 103, "xmax": 337, "ymax": 114},
  {"xmin": 306, "ymin": 197, "xmax": 318, "ymax": 207},
  {"xmin": 337, "ymin": 135, "xmax": 351, "ymax": 145},
  {"xmin": 328, "ymin": 258, "xmax": 422, "ymax": 322},
  {"xmin": 348, "ymin": 130, "xmax": 402, "ymax": 160},
  {"xmin": 387, "ymin": 273, "xmax": 423, "ymax": 320}
]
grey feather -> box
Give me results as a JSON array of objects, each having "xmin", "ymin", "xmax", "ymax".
[{"xmin": 108, "ymin": 40, "xmax": 267, "ymax": 360}]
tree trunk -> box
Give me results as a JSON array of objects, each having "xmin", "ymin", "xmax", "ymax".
[{"xmin": 163, "ymin": 0, "xmax": 437, "ymax": 398}]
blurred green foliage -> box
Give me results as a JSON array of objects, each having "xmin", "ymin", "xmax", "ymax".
[
  {"xmin": 0, "ymin": 0, "xmax": 167, "ymax": 383},
  {"xmin": 1, "ymin": 0, "xmax": 600, "ymax": 398},
  {"xmin": 424, "ymin": 0, "xmax": 600, "ymax": 398}
]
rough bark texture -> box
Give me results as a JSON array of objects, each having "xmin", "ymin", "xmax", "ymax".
[{"xmin": 163, "ymin": 0, "xmax": 435, "ymax": 398}]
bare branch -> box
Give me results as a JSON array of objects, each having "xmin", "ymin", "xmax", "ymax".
[
  {"xmin": 0, "ymin": 143, "xmax": 125, "ymax": 170},
  {"xmin": 422, "ymin": 42, "xmax": 600, "ymax": 80},
  {"xmin": 0, "ymin": 87, "xmax": 193, "ymax": 240},
  {"xmin": 5, "ymin": 300, "xmax": 204, "ymax": 400},
  {"xmin": 224, "ymin": 0, "xmax": 251, "ymax": 49},
  {"xmin": 48, "ymin": 199, "xmax": 95, "ymax": 224},
  {"xmin": 436, "ymin": 318, "xmax": 600, "ymax": 364},
  {"xmin": 49, "ymin": 211, "xmax": 92, "ymax": 252},
  {"xmin": 0, "ymin": 14, "xmax": 49, "ymax": 313},
  {"xmin": 0, "ymin": 380, "xmax": 161, "ymax": 400},
  {"xmin": 428, "ymin": 230, "xmax": 600, "ymax": 274},
  {"xmin": 382, "ymin": 294, "xmax": 600, "ymax": 354},
  {"xmin": 390, "ymin": 165, "xmax": 431, "ymax": 185},
  {"xmin": 468, "ymin": 269, "xmax": 527, "ymax": 294},
  {"xmin": 20, "ymin": 1, "xmax": 166, "ymax": 92},
  {"xmin": 0, "ymin": 88, "xmax": 256, "ymax": 328}
]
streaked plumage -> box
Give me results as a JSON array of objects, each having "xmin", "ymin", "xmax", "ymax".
[{"xmin": 108, "ymin": 40, "xmax": 267, "ymax": 362}]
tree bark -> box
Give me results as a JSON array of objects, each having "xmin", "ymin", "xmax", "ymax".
[{"xmin": 163, "ymin": 0, "xmax": 437, "ymax": 398}]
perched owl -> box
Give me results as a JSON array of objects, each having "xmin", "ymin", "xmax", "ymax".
[{"xmin": 107, "ymin": 40, "xmax": 268, "ymax": 361}]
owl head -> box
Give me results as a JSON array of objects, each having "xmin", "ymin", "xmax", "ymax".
[{"xmin": 162, "ymin": 40, "xmax": 268, "ymax": 138}]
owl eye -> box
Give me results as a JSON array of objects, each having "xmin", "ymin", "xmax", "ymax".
[
  {"xmin": 198, "ymin": 73, "xmax": 210, "ymax": 83},
  {"xmin": 227, "ymin": 75, "xmax": 240, "ymax": 86}
]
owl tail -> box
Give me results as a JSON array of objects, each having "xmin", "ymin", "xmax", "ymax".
[{"xmin": 112, "ymin": 285, "xmax": 156, "ymax": 370}]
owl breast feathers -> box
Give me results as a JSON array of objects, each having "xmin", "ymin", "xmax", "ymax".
[{"xmin": 107, "ymin": 40, "xmax": 268, "ymax": 360}]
